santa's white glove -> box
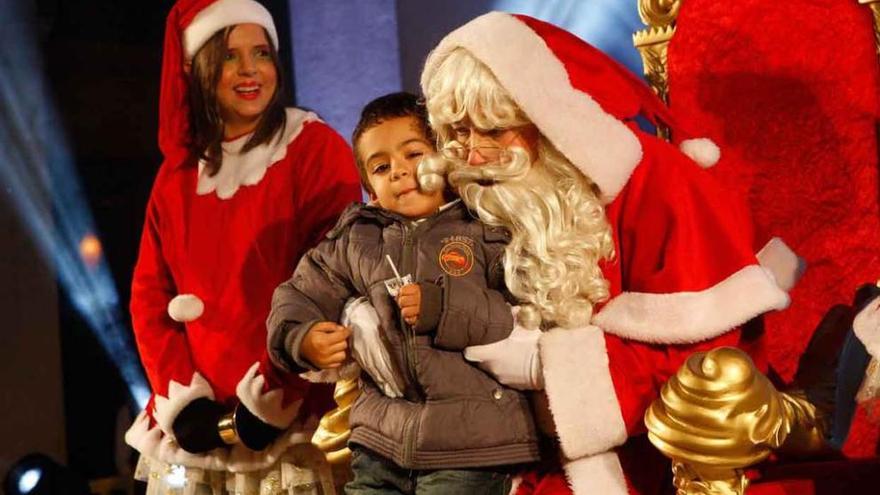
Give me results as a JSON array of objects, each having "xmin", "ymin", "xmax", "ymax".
[
  {"xmin": 464, "ymin": 326, "xmax": 544, "ymax": 390},
  {"xmin": 343, "ymin": 297, "xmax": 404, "ymax": 398},
  {"xmin": 854, "ymin": 297, "xmax": 880, "ymax": 359}
]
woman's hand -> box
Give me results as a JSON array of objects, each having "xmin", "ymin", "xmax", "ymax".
[
  {"xmin": 172, "ymin": 398, "xmax": 226, "ymax": 453},
  {"xmin": 301, "ymin": 322, "xmax": 350, "ymax": 369}
]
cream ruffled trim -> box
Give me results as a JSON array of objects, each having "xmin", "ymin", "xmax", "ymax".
[
  {"xmin": 126, "ymin": 412, "xmax": 319, "ymax": 472},
  {"xmin": 134, "ymin": 442, "xmax": 335, "ymax": 495},
  {"xmin": 196, "ymin": 109, "xmax": 318, "ymax": 200}
]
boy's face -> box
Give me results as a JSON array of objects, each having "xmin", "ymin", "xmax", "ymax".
[{"xmin": 359, "ymin": 116, "xmax": 444, "ymax": 219}]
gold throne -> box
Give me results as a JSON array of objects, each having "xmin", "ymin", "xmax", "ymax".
[{"xmin": 634, "ymin": 1, "xmax": 880, "ymax": 493}]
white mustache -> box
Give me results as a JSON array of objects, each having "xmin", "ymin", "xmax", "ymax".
[{"xmin": 417, "ymin": 146, "xmax": 532, "ymax": 193}]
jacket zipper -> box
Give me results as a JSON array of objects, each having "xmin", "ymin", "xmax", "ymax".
[{"xmin": 400, "ymin": 223, "xmax": 425, "ymax": 466}]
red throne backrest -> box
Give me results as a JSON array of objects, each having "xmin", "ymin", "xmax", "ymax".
[{"xmin": 666, "ymin": 0, "xmax": 880, "ymax": 457}]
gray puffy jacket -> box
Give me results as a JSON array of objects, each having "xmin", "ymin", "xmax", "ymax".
[{"xmin": 267, "ymin": 201, "xmax": 539, "ymax": 469}]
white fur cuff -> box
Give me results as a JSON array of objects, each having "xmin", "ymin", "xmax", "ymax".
[
  {"xmin": 563, "ymin": 451, "xmax": 628, "ymax": 495},
  {"xmin": 756, "ymin": 237, "xmax": 805, "ymax": 292},
  {"xmin": 236, "ymin": 362, "xmax": 302, "ymax": 429},
  {"xmin": 152, "ymin": 372, "xmax": 214, "ymax": 434},
  {"xmin": 539, "ymin": 326, "xmax": 627, "ymax": 458},
  {"xmin": 593, "ymin": 264, "xmax": 790, "ymax": 345}
]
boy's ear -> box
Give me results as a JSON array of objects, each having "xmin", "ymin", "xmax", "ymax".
[
  {"xmin": 368, "ymin": 190, "xmax": 378, "ymax": 203},
  {"xmin": 183, "ymin": 59, "xmax": 193, "ymax": 75}
]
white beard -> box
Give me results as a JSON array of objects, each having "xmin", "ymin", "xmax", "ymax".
[{"xmin": 419, "ymin": 146, "xmax": 613, "ymax": 330}]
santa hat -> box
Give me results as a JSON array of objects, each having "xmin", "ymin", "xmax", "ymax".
[
  {"xmin": 158, "ymin": 0, "xmax": 278, "ymax": 168},
  {"xmin": 421, "ymin": 12, "xmax": 720, "ymax": 204}
]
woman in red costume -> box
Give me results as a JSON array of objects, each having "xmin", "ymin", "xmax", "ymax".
[{"xmin": 125, "ymin": 0, "xmax": 360, "ymax": 491}]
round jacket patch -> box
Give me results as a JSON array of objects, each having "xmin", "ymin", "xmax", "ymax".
[{"xmin": 439, "ymin": 241, "xmax": 475, "ymax": 277}]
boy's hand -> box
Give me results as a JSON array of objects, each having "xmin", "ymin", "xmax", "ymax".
[
  {"xmin": 397, "ymin": 284, "xmax": 421, "ymax": 326},
  {"xmin": 301, "ymin": 322, "xmax": 350, "ymax": 369}
]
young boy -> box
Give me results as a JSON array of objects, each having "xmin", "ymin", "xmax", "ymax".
[{"xmin": 267, "ymin": 92, "xmax": 538, "ymax": 494}]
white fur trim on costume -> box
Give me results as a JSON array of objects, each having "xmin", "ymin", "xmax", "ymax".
[
  {"xmin": 756, "ymin": 237, "xmax": 805, "ymax": 292},
  {"xmin": 153, "ymin": 372, "xmax": 215, "ymax": 434},
  {"xmin": 539, "ymin": 326, "xmax": 627, "ymax": 458},
  {"xmin": 593, "ymin": 264, "xmax": 790, "ymax": 345},
  {"xmin": 854, "ymin": 298, "xmax": 880, "ymax": 359},
  {"xmin": 183, "ymin": 0, "xmax": 278, "ymax": 58},
  {"xmin": 197, "ymin": 109, "xmax": 318, "ymax": 199},
  {"xmin": 421, "ymin": 12, "xmax": 642, "ymax": 204},
  {"xmin": 679, "ymin": 138, "xmax": 721, "ymax": 168},
  {"xmin": 167, "ymin": 294, "xmax": 204, "ymax": 322},
  {"xmin": 236, "ymin": 362, "xmax": 302, "ymax": 429},
  {"xmin": 299, "ymin": 360, "xmax": 361, "ymax": 384},
  {"xmin": 563, "ymin": 451, "xmax": 628, "ymax": 495},
  {"xmin": 125, "ymin": 409, "xmax": 318, "ymax": 471}
]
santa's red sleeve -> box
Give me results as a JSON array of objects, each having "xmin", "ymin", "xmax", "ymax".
[
  {"xmin": 538, "ymin": 136, "xmax": 799, "ymax": 494},
  {"xmin": 130, "ymin": 168, "xmax": 215, "ymax": 436},
  {"xmin": 246, "ymin": 121, "xmax": 362, "ymax": 423}
]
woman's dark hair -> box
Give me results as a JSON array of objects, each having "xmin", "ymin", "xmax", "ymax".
[
  {"xmin": 351, "ymin": 92, "xmax": 434, "ymax": 193},
  {"xmin": 187, "ymin": 26, "xmax": 287, "ymax": 176}
]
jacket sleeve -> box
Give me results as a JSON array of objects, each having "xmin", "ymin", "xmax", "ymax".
[
  {"xmin": 130, "ymin": 181, "xmax": 214, "ymax": 436},
  {"xmin": 539, "ymin": 138, "xmax": 794, "ymax": 464},
  {"xmin": 418, "ymin": 275, "xmax": 515, "ymax": 351},
  {"xmin": 267, "ymin": 232, "xmax": 356, "ymax": 374}
]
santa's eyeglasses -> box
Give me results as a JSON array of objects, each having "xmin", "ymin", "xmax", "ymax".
[
  {"xmin": 440, "ymin": 142, "xmax": 511, "ymax": 163},
  {"xmin": 442, "ymin": 125, "xmax": 532, "ymax": 163}
]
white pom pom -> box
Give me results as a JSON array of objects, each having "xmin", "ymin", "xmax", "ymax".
[
  {"xmin": 417, "ymin": 153, "xmax": 449, "ymax": 193},
  {"xmin": 679, "ymin": 138, "xmax": 721, "ymax": 168},
  {"xmin": 167, "ymin": 294, "xmax": 204, "ymax": 322}
]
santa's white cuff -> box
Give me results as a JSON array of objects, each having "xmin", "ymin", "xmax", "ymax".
[
  {"xmin": 236, "ymin": 362, "xmax": 302, "ymax": 429},
  {"xmin": 593, "ymin": 264, "xmax": 789, "ymax": 345},
  {"xmin": 539, "ymin": 326, "xmax": 626, "ymax": 458},
  {"xmin": 563, "ymin": 450, "xmax": 628, "ymax": 495},
  {"xmin": 153, "ymin": 372, "xmax": 214, "ymax": 434}
]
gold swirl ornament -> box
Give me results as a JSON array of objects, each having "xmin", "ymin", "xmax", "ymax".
[
  {"xmin": 638, "ymin": 0, "xmax": 681, "ymax": 26},
  {"xmin": 312, "ymin": 377, "xmax": 359, "ymax": 465},
  {"xmin": 645, "ymin": 347, "xmax": 828, "ymax": 495}
]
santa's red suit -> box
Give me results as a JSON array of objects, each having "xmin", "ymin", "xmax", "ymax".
[
  {"xmin": 125, "ymin": 0, "xmax": 361, "ymax": 472},
  {"xmin": 422, "ymin": 12, "xmax": 801, "ymax": 494}
]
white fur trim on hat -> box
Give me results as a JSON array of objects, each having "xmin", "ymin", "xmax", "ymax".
[
  {"xmin": 539, "ymin": 325, "xmax": 627, "ymax": 458},
  {"xmin": 421, "ymin": 12, "xmax": 642, "ymax": 204},
  {"xmin": 592, "ymin": 264, "xmax": 790, "ymax": 345},
  {"xmin": 563, "ymin": 451, "xmax": 628, "ymax": 495},
  {"xmin": 679, "ymin": 138, "xmax": 721, "ymax": 168},
  {"xmin": 236, "ymin": 362, "xmax": 302, "ymax": 429},
  {"xmin": 183, "ymin": 0, "xmax": 278, "ymax": 59},
  {"xmin": 167, "ymin": 294, "xmax": 204, "ymax": 322}
]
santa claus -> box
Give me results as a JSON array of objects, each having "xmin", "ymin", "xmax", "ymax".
[{"xmin": 413, "ymin": 11, "xmax": 800, "ymax": 495}]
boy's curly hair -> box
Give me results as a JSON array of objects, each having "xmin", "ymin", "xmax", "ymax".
[{"xmin": 352, "ymin": 92, "xmax": 434, "ymax": 193}]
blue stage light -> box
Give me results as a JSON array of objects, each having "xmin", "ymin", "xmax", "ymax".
[{"xmin": 0, "ymin": 0, "xmax": 149, "ymax": 409}]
